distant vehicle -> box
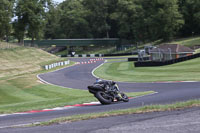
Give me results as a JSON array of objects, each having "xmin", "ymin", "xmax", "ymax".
[{"xmin": 88, "ymin": 79, "xmax": 129, "ymax": 104}]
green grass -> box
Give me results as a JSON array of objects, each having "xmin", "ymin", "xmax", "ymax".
[
  {"xmin": 0, "ymin": 46, "xmax": 86, "ymax": 113},
  {"xmin": 0, "ymin": 73, "xmax": 154, "ymax": 114},
  {"xmin": 170, "ymin": 36, "xmax": 200, "ymax": 47},
  {"xmin": 105, "ymin": 58, "xmax": 128, "ymax": 62},
  {"xmin": 0, "ymin": 80, "xmax": 96, "ymax": 113},
  {"xmin": 0, "ymin": 47, "xmax": 67, "ymax": 79},
  {"xmin": 94, "ymin": 58, "xmax": 200, "ymax": 82}
]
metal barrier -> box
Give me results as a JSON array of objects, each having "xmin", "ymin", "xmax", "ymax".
[{"xmin": 44, "ymin": 60, "xmax": 70, "ymax": 70}]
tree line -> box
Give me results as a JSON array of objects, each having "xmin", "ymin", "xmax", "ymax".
[{"xmin": 0, "ymin": 0, "xmax": 200, "ymax": 44}]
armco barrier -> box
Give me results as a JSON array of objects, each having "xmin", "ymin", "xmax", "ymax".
[
  {"xmin": 44, "ymin": 60, "xmax": 70, "ymax": 70},
  {"xmin": 103, "ymin": 52, "xmax": 137, "ymax": 57},
  {"xmin": 134, "ymin": 53, "xmax": 200, "ymax": 67},
  {"xmin": 128, "ymin": 57, "xmax": 149, "ymax": 61}
]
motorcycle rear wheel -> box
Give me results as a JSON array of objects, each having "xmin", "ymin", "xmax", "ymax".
[{"xmin": 95, "ymin": 91, "xmax": 112, "ymax": 105}]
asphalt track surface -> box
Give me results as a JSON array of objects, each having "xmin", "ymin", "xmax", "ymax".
[{"xmin": 1, "ymin": 58, "xmax": 200, "ymax": 132}]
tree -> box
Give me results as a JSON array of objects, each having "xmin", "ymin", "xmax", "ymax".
[
  {"xmin": 140, "ymin": 0, "xmax": 184, "ymax": 41},
  {"xmin": 13, "ymin": 0, "xmax": 51, "ymax": 44},
  {"xmin": 44, "ymin": 3, "xmax": 62, "ymax": 39},
  {"xmin": 111, "ymin": 0, "xmax": 184, "ymax": 42},
  {"xmin": 111, "ymin": 0, "xmax": 143, "ymax": 41},
  {"xmin": 178, "ymin": 0, "xmax": 200, "ymax": 36},
  {"xmin": 59, "ymin": 0, "xmax": 91, "ymax": 38},
  {"xmin": 82, "ymin": 0, "xmax": 111, "ymax": 38},
  {"xmin": 0, "ymin": 0, "xmax": 13, "ymax": 41}
]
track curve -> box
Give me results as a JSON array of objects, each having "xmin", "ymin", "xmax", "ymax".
[
  {"xmin": 38, "ymin": 57, "xmax": 200, "ymax": 105},
  {"xmin": 1, "ymin": 58, "xmax": 200, "ymax": 129}
]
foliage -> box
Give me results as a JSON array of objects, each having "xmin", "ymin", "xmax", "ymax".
[
  {"xmin": 13, "ymin": 0, "xmax": 51, "ymax": 43},
  {"xmin": 178, "ymin": 0, "xmax": 200, "ymax": 36},
  {"xmin": 44, "ymin": 3, "xmax": 62, "ymax": 39},
  {"xmin": 0, "ymin": 0, "xmax": 200, "ymax": 43},
  {"xmin": 111, "ymin": 0, "xmax": 143, "ymax": 41},
  {"xmin": 82, "ymin": 0, "xmax": 118, "ymax": 38},
  {"xmin": 59, "ymin": 0, "xmax": 91, "ymax": 38},
  {"xmin": 140, "ymin": 0, "xmax": 184, "ymax": 41},
  {"xmin": 0, "ymin": 0, "xmax": 13, "ymax": 40}
]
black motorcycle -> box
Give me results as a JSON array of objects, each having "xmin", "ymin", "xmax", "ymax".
[{"xmin": 88, "ymin": 80, "xmax": 129, "ymax": 105}]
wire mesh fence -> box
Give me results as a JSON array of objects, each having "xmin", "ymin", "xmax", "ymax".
[{"xmin": 0, "ymin": 42, "xmax": 19, "ymax": 49}]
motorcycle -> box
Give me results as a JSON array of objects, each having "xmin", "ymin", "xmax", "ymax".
[{"xmin": 88, "ymin": 79, "xmax": 129, "ymax": 105}]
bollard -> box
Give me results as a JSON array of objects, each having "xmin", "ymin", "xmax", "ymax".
[
  {"xmin": 49, "ymin": 65, "xmax": 52, "ymax": 69},
  {"xmin": 45, "ymin": 60, "xmax": 69, "ymax": 70},
  {"xmin": 45, "ymin": 65, "xmax": 49, "ymax": 70}
]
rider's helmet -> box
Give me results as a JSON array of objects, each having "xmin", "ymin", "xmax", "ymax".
[
  {"xmin": 110, "ymin": 81, "xmax": 116, "ymax": 85},
  {"xmin": 96, "ymin": 78, "xmax": 102, "ymax": 83}
]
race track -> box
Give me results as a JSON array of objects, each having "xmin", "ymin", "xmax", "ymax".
[{"xmin": 1, "ymin": 58, "xmax": 200, "ymax": 131}]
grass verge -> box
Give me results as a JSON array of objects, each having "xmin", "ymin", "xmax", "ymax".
[
  {"xmin": 29, "ymin": 99, "xmax": 200, "ymax": 127},
  {"xmin": 0, "ymin": 46, "xmax": 88, "ymax": 113},
  {"xmin": 94, "ymin": 58, "xmax": 200, "ymax": 82},
  {"xmin": 170, "ymin": 36, "xmax": 200, "ymax": 47},
  {"xmin": 105, "ymin": 58, "xmax": 128, "ymax": 62}
]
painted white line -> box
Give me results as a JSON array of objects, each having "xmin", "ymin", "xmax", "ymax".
[
  {"xmin": 37, "ymin": 63, "xmax": 81, "ymax": 89},
  {"xmin": 91, "ymin": 60, "xmax": 107, "ymax": 79},
  {"xmin": 131, "ymin": 92, "xmax": 158, "ymax": 99},
  {"xmin": 0, "ymin": 114, "xmax": 10, "ymax": 117},
  {"xmin": 0, "ymin": 122, "xmax": 41, "ymax": 129},
  {"xmin": 37, "ymin": 63, "xmax": 75, "ymax": 86}
]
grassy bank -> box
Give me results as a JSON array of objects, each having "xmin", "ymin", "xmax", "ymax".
[
  {"xmin": 0, "ymin": 46, "xmax": 77, "ymax": 113},
  {"xmin": 0, "ymin": 47, "xmax": 67, "ymax": 79},
  {"xmin": 94, "ymin": 58, "xmax": 200, "ymax": 82},
  {"xmin": 170, "ymin": 36, "xmax": 200, "ymax": 47}
]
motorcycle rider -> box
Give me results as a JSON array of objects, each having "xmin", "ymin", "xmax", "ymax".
[{"xmin": 95, "ymin": 78, "xmax": 117, "ymax": 92}]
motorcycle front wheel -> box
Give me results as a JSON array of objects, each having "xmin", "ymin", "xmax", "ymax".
[
  {"xmin": 119, "ymin": 92, "xmax": 129, "ymax": 102},
  {"xmin": 95, "ymin": 91, "xmax": 112, "ymax": 105}
]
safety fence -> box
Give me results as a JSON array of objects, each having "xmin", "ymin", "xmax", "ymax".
[
  {"xmin": 44, "ymin": 60, "xmax": 70, "ymax": 70},
  {"xmin": 134, "ymin": 53, "xmax": 200, "ymax": 67},
  {"xmin": 0, "ymin": 42, "xmax": 19, "ymax": 49}
]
